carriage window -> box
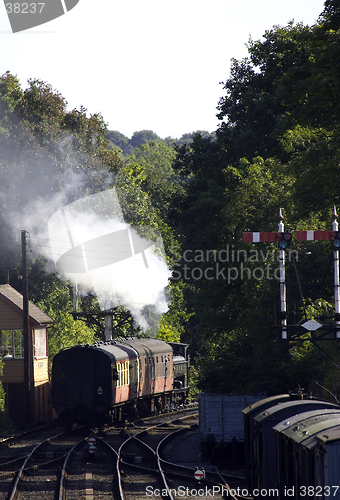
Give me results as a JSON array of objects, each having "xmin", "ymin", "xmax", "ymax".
[
  {"xmin": 116, "ymin": 363, "xmax": 121, "ymax": 386},
  {"xmin": 116, "ymin": 361, "xmax": 130, "ymax": 387}
]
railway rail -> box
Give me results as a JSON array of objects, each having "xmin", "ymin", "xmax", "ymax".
[
  {"xmin": 0, "ymin": 426, "xmax": 89, "ymax": 500},
  {"xmin": 111, "ymin": 409, "xmax": 246, "ymax": 500},
  {"xmin": 0, "ymin": 405, "xmax": 248, "ymax": 500}
]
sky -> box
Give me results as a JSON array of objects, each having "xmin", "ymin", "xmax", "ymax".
[{"xmin": 0, "ymin": 0, "xmax": 326, "ymax": 140}]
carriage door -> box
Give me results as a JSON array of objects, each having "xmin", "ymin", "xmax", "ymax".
[
  {"xmin": 67, "ymin": 349, "xmax": 96, "ymax": 408},
  {"xmin": 152, "ymin": 357, "xmax": 155, "ymax": 393},
  {"xmin": 129, "ymin": 358, "xmax": 138, "ymax": 399}
]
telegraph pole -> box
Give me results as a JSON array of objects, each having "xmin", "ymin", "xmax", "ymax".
[{"xmin": 22, "ymin": 230, "xmax": 31, "ymax": 423}]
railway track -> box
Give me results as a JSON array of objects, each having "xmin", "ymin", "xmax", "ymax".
[
  {"xmin": 111, "ymin": 409, "xmax": 244, "ymax": 500},
  {"xmin": 0, "ymin": 405, "xmax": 247, "ymax": 500},
  {"xmin": 0, "ymin": 426, "xmax": 89, "ymax": 500}
]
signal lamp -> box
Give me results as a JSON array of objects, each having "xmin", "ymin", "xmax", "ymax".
[
  {"xmin": 332, "ymin": 231, "xmax": 340, "ymax": 250},
  {"xmin": 278, "ymin": 230, "xmax": 292, "ymax": 250}
]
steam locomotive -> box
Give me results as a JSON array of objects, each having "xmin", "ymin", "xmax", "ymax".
[{"xmin": 51, "ymin": 338, "xmax": 190, "ymax": 429}]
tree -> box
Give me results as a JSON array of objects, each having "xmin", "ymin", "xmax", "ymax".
[
  {"xmin": 35, "ymin": 278, "xmax": 97, "ymax": 370},
  {"xmin": 126, "ymin": 140, "xmax": 183, "ymax": 218},
  {"xmin": 319, "ymin": 0, "xmax": 340, "ymax": 29},
  {"xmin": 216, "ymin": 22, "xmax": 313, "ymax": 165},
  {"xmin": 164, "ymin": 130, "xmax": 215, "ymax": 147},
  {"xmin": 0, "ymin": 361, "xmax": 9, "ymax": 431},
  {"xmin": 107, "ymin": 130, "xmax": 134, "ymax": 156},
  {"xmin": 129, "ymin": 130, "xmax": 161, "ymax": 149},
  {"xmin": 169, "ymin": 11, "xmax": 340, "ymax": 396},
  {"xmin": 0, "ymin": 72, "xmax": 124, "ymax": 284}
]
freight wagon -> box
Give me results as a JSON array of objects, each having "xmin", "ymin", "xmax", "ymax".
[{"xmin": 199, "ymin": 393, "xmax": 264, "ymax": 463}]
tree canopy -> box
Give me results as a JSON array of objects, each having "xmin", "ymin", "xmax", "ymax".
[
  {"xmin": 1, "ymin": 0, "xmax": 340, "ymax": 409},
  {"xmin": 169, "ymin": 0, "xmax": 340, "ymax": 399},
  {"xmin": 0, "ymin": 72, "xmax": 187, "ymax": 379}
]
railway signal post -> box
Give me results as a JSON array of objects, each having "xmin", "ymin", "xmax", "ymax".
[
  {"xmin": 243, "ymin": 207, "xmax": 340, "ymax": 343},
  {"xmin": 243, "ymin": 208, "xmax": 291, "ymax": 339},
  {"xmin": 296, "ymin": 206, "xmax": 340, "ymax": 339},
  {"xmin": 277, "ymin": 210, "xmax": 291, "ymax": 340}
]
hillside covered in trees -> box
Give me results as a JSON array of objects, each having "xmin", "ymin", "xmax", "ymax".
[
  {"xmin": 1, "ymin": 0, "xmax": 340, "ymax": 415},
  {"xmin": 107, "ymin": 129, "xmax": 215, "ymax": 157}
]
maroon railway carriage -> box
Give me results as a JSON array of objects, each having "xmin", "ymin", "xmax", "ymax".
[{"xmin": 51, "ymin": 338, "xmax": 188, "ymax": 428}]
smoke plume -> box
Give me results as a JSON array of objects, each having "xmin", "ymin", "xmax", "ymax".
[
  {"xmin": 47, "ymin": 189, "xmax": 171, "ymax": 331},
  {"xmin": 0, "ymin": 121, "xmax": 171, "ymax": 332}
]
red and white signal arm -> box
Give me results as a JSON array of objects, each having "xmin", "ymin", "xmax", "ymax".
[
  {"xmin": 194, "ymin": 469, "xmax": 205, "ymax": 480},
  {"xmin": 296, "ymin": 230, "xmax": 335, "ymax": 241},
  {"xmin": 243, "ymin": 232, "xmax": 279, "ymax": 243}
]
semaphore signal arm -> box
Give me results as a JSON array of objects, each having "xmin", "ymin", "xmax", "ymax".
[{"xmin": 242, "ymin": 207, "xmax": 340, "ymax": 342}]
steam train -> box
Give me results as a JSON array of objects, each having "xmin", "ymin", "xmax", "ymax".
[
  {"xmin": 51, "ymin": 338, "xmax": 190, "ymax": 429},
  {"xmin": 243, "ymin": 393, "xmax": 340, "ymax": 499}
]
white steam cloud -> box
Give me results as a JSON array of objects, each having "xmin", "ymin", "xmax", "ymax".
[
  {"xmin": 11, "ymin": 170, "xmax": 171, "ymax": 333},
  {"xmin": 47, "ymin": 189, "xmax": 171, "ymax": 331},
  {"xmin": 0, "ymin": 106, "xmax": 171, "ymax": 333}
]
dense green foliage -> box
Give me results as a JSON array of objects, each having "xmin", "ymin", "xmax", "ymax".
[
  {"xmin": 170, "ymin": 0, "xmax": 340, "ymax": 400},
  {"xmin": 0, "ymin": 361, "xmax": 10, "ymax": 432},
  {"xmin": 0, "ymin": 72, "xmax": 188, "ymax": 381},
  {"xmin": 2, "ymin": 0, "xmax": 340, "ymax": 415},
  {"xmin": 107, "ymin": 129, "xmax": 215, "ymax": 156}
]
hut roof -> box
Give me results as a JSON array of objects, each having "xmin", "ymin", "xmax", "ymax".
[{"xmin": 0, "ymin": 284, "xmax": 53, "ymax": 326}]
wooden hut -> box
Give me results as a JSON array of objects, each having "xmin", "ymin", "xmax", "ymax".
[{"xmin": 0, "ymin": 284, "xmax": 53, "ymax": 425}]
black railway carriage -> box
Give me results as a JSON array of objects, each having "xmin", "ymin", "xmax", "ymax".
[
  {"xmin": 52, "ymin": 337, "xmax": 189, "ymax": 429},
  {"xmin": 243, "ymin": 394, "xmax": 291, "ymax": 491},
  {"xmin": 315, "ymin": 426, "xmax": 340, "ymax": 496},
  {"xmin": 274, "ymin": 409, "xmax": 340, "ymax": 498},
  {"xmin": 276, "ymin": 416, "xmax": 340, "ymax": 498},
  {"xmin": 250, "ymin": 398, "xmax": 339, "ymax": 492},
  {"xmin": 52, "ymin": 341, "xmax": 140, "ymax": 427},
  {"xmin": 245, "ymin": 394, "xmax": 340, "ymax": 499}
]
